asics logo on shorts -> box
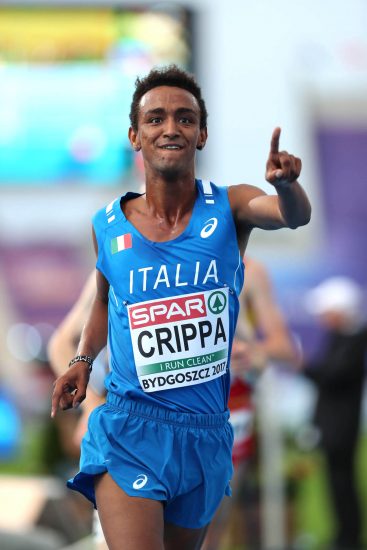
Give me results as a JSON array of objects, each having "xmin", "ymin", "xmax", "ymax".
[
  {"xmin": 200, "ymin": 218, "xmax": 218, "ymax": 239},
  {"xmin": 133, "ymin": 474, "xmax": 148, "ymax": 489}
]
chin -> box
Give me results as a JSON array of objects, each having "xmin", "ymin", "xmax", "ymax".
[
  {"xmin": 157, "ymin": 162, "xmax": 185, "ymax": 179},
  {"xmin": 160, "ymin": 168, "xmax": 181, "ymax": 180}
]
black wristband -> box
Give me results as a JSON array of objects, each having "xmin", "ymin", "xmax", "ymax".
[{"xmin": 68, "ymin": 355, "xmax": 93, "ymax": 372}]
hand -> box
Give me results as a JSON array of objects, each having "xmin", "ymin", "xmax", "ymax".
[
  {"xmin": 230, "ymin": 339, "xmax": 253, "ymax": 376},
  {"xmin": 231, "ymin": 338, "xmax": 267, "ymax": 376},
  {"xmin": 51, "ymin": 362, "xmax": 90, "ymax": 418},
  {"xmin": 266, "ymin": 127, "xmax": 302, "ymax": 187}
]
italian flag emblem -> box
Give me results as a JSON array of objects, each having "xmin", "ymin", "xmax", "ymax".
[{"xmin": 111, "ymin": 233, "xmax": 132, "ymax": 254}]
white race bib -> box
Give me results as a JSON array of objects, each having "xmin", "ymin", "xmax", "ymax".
[
  {"xmin": 127, "ymin": 288, "xmax": 229, "ymax": 392},
  {"xmin": 230, "ymin": 408, "xmax": 254, "ymax": 445}
]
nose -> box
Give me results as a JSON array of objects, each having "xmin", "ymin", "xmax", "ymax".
[{"xmin": 163, "ymin": 117, "xmax": 179, "ymax": 138}]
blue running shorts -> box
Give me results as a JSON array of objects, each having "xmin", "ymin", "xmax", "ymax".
[{"xmin": 68, "ymin": 392, "xmax": 234, "ymax": 529}]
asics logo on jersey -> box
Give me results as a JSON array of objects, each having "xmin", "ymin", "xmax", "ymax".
[
  {"xmin": 200, "ymin": 218, "xmax": 218, "ymax": 239},
  {"xmin": 133, "ymin": 474, "xmax": 148, "ymax": 489}
]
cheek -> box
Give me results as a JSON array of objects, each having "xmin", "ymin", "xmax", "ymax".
[{"xmin": 140, "ymin": 132, "xmax": 157, "ymax": 147}]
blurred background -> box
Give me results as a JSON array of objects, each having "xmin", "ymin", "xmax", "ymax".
[{"xmin": 0, "ymin": 0, "xmax": 367, "ymax": 549}]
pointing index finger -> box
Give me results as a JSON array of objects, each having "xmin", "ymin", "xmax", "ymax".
[{"xmin": 270, "ymin": 127, "xmax": 281, "ymax": 156}]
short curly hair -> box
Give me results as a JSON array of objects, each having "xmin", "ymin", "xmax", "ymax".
[{"xmin": 129, "ymin": 64, "xmax": 208, "ymax": 131}]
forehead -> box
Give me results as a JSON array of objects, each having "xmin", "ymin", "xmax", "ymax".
[{"xmin": 139, "ymin": 86, "xmax": 200, "ymax": 114}]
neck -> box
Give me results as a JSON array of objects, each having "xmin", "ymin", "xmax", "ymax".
[{"xmin": 143, "ymin": 170, "xmax": 197, "ymax": 222}]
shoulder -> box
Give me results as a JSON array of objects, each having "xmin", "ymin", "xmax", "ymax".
[
  {"xmin": 196, "ymin": 179, "xmax": 227, "ymax": 200},
  {"xmin": 196, "ymin": 180, "xmax": 233, "ymax": 214},
  {"xmin": 92, "ymin": 197, "xmax": 121, "ymax": 229},
  {"xmin": 228, "ymin": 184, "xmax": 266, "ymax": 212}
]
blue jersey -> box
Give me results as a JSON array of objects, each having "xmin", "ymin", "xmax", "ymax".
[{"xmin": 93, "ymin": 179, "xmax": 244, "ymax": 413}]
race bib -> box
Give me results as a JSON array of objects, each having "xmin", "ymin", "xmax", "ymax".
[
  {"xmin": 230, "ymin": 407, "xmax": 255, "ymax": 463},
  {"xmin": 127, "ymin": 288, "xmax": 229, "ymax": 392},
  {"xmin": 230, "ymin": 408, "xmax": 254, "ymax": 446}
]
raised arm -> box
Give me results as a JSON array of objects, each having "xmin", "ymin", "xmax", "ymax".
[{"xmin": 228, "ymin": 127, "xmax": 311, "ymax": 240}]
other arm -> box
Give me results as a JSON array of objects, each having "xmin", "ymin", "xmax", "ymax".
[
  {"xmin": 244, "ymin": 259, "xmax": 298, "ymax": 364},
  {"xmin": 48, "ymin": 271, "xmax": 96, "ymax": 377},
  {"xmin": 51, "ymin": 230, "xmax": 109, "ymax": 417},
  {"xmin": 232, "ymin": 258, "xmax": 299, "ymax": 375}
]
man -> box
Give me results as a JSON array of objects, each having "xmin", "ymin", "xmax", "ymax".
[
  {"xmin": 51, "ymin": 65, "xmax": 311, "ymax": 550},
  {"xmin": 303, "ymin": 277, "xmax": 367, "ymax": 550},
  {"xmin": 49, "ymin": 257, "xmax": 298, "ymax": 550}
]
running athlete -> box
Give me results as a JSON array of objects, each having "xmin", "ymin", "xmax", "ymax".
[{"xmin": 51, "ymin": 65, "xmax": 311, "ymax": 550}]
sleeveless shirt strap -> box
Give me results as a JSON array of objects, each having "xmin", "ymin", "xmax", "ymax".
[{"xmin": 201, "ymin": 180, "xmax": 215, "ymax": 205}]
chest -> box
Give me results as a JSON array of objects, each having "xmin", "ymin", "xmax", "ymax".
[
  {"xmin": 125, "ymin": 209, "xmax": 193, "ymax": 243},
  {"xmin": 104, "ymin": 218, "xmax": 240, "ymax": 301}
]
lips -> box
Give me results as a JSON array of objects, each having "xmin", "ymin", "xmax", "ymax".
[{"xmin": 158, "ymin": 144, "xmax": 183, "ymax": 150}]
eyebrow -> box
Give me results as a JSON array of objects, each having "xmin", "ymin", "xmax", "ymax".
[{"xmin": 143, "ymin": 107, "xmax": 199, "ymax": 117}]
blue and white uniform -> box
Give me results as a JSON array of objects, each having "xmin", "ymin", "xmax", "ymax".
[{"xmin": 68, "ymin": 179, "xmax": 245, "ymax": 528}]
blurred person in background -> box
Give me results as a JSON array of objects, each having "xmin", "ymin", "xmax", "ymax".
[
  {"xmin": 203, "ymin": 256, "xmax": 299, "ymax": 550},
  {"xmin": 303, "ymin": 277, "xmax": 367, "ymax": 550},
  {"xmin": 51, "ymin": 65, "xmax": 311, "ymax": 550}
]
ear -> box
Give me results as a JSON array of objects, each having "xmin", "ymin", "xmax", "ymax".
[
  {"xmin": 128, "ymin": 127, "xmax": 141, "ymax": 151},
  {"xmin": 196, "ymin": 127, "xmax": 208, "ymax": 151}
]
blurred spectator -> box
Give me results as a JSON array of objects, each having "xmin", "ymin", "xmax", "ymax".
[
  {"xmin": 303, "ymin": 277, "xmax": 367, "ymax": 550},
  {"xmin": 0, "ymin": 387, "xmax": 21, "ymax": 460}
]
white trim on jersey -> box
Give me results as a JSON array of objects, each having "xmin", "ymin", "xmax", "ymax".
[
  {"xmin": 233, "ymin": 250, "xmax": 242, "ymax": 295},
  {"xmin": 202, "ymin": 179, "xmax": 215, "ymax": 205},
  {"xmin": 106, "ymin": 199, "xmax": 116, "ymax": 214},
  {"xmin": 110, "ymin": 286, "xmax": 119, "ymax": 307}
]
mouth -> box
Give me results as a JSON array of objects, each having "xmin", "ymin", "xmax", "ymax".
[{"xmin": 158, "ymin": 144, "xmax": 183, "ymax": 150}]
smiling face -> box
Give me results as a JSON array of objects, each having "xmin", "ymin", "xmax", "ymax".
[{"xmin": 129, "ymin": 86, "xmax": 207, "ymax": 179}]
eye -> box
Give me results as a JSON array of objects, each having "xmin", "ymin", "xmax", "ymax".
[
  {"xmin": 149, "ymin": 117, "xmax": 162, "ymax": 124},
  {"xmin": 179, "ymin": 117, "xmax": 193, "ymax": 124}
]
